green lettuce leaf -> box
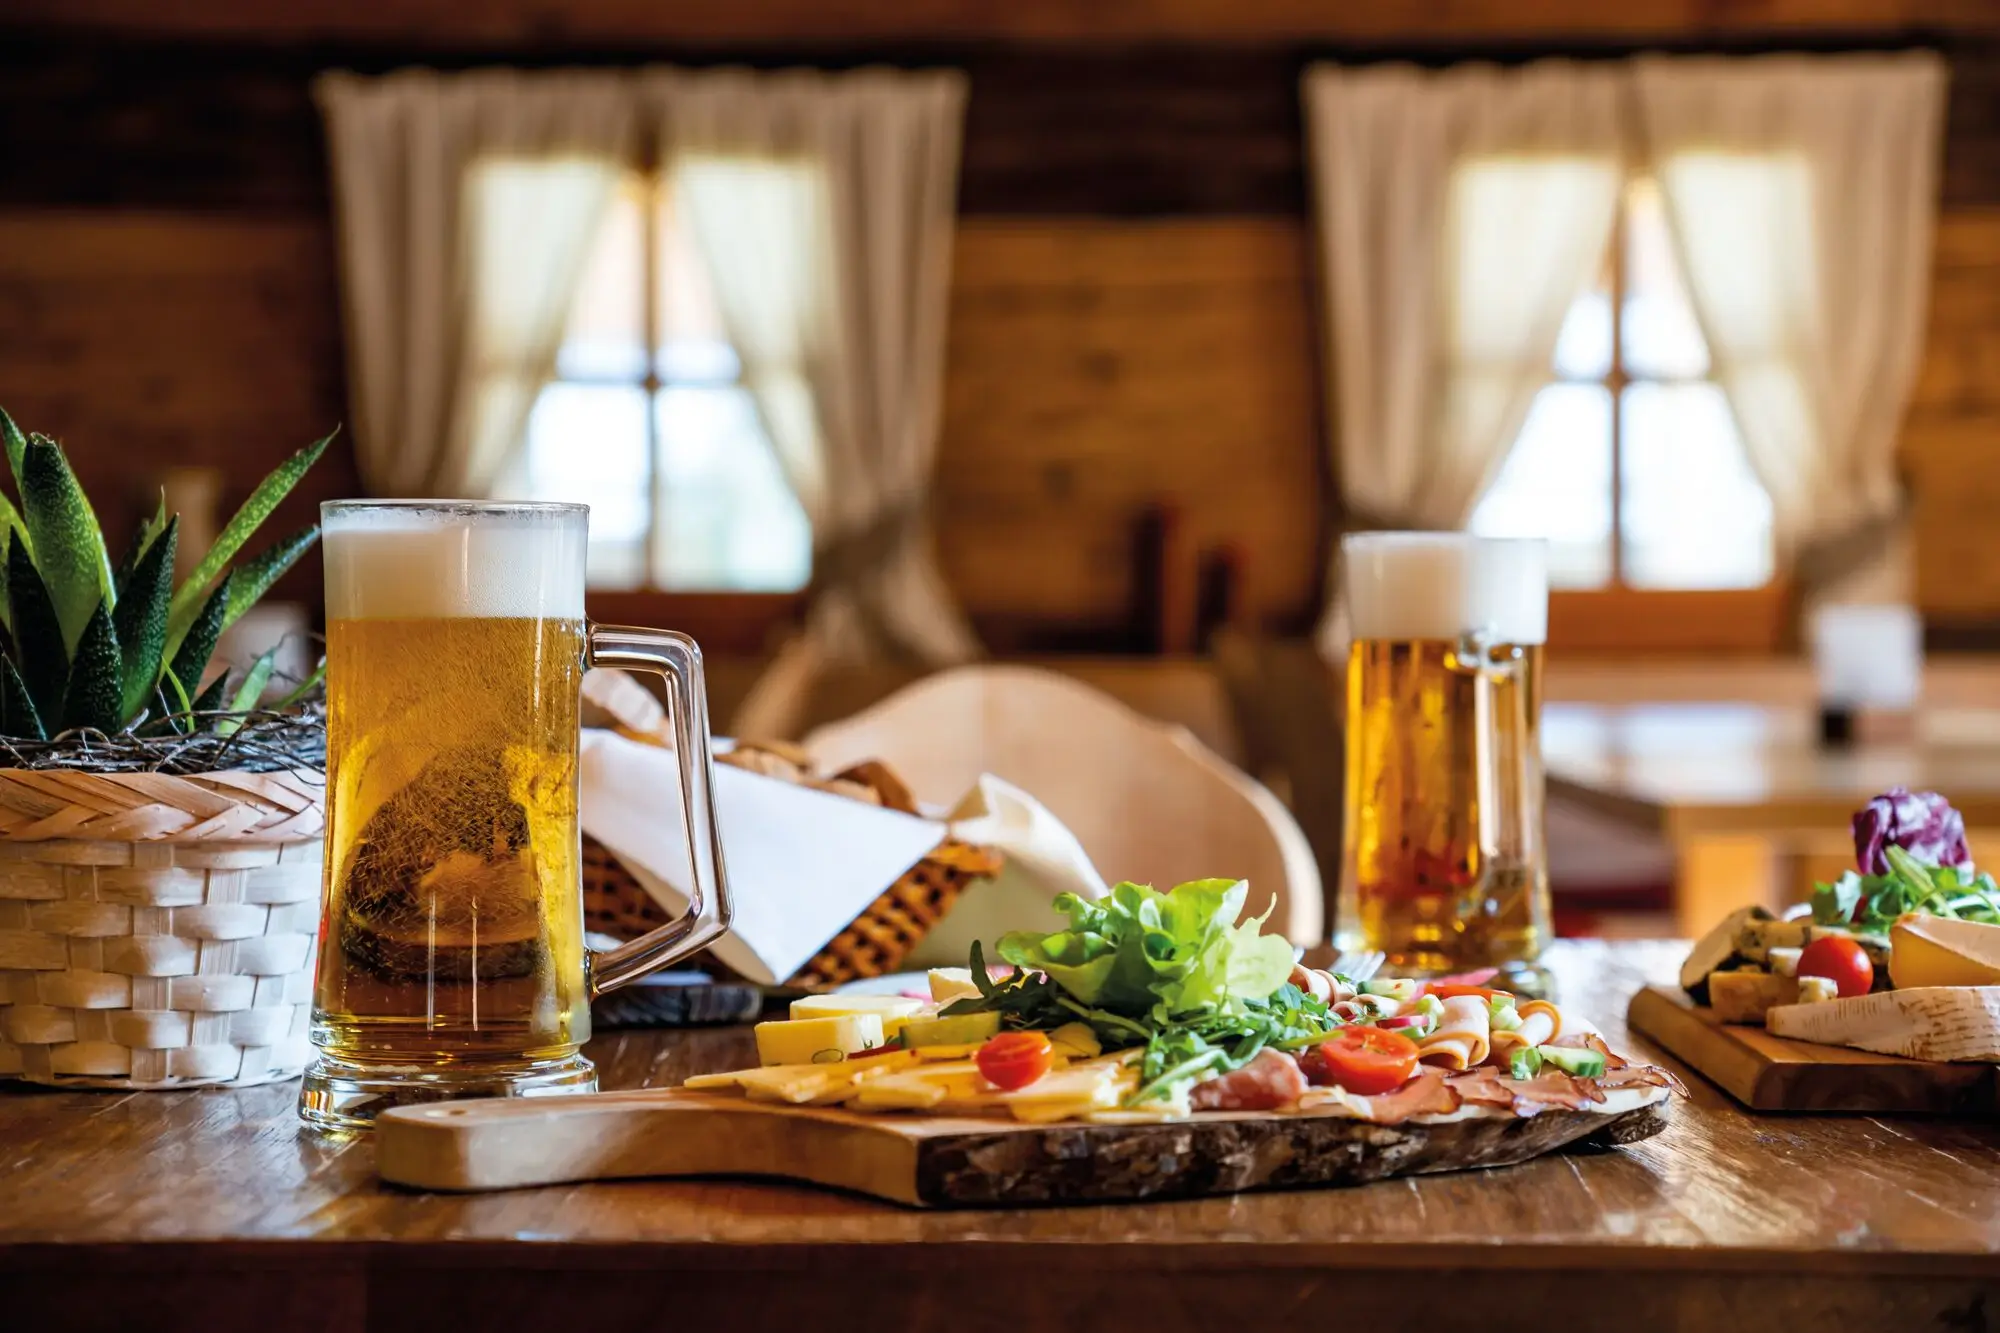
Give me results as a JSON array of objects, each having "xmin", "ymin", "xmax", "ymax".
[{"xmin": 994, "ymin": 878, "xmax": 1294, "ymax": 1019}]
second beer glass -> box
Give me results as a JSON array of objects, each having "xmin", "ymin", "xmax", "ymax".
[{"xmin": 1336, "ymin": 533, "xmax": 1552, "ymax": 995}]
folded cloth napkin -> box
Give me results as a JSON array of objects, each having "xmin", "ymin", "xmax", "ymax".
[{"xmin": 579, "ymin": 730, "xmax": 1108, "ymax": 985}]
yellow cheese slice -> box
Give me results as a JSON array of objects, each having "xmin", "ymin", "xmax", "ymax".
[
  {"xmin": 753, "ymin": 1014, "xmax": 885, "ymax": 1066},
  {"xmin": 927, "ymin": 967, "xmax": 981, "ymax": 1003},
  {"xmin": 1890, "ymin": 914, "xmax": 2000, "ymax": 989}
]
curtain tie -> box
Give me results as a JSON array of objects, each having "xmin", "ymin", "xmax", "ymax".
[
  {"xmin": 807, "ymin": 496, "xmax": 929, "ymax": 602},
  {"xmin": 1790, "ymin": 492, "xmax": 1911, "ymax": 598}
]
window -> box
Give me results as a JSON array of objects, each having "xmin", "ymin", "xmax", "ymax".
[
  {"xmin": 1469, "ymin": 176, "xmax": 1775, "ymax": 594},
  {"xmin": 498, "ymin": 169, "xmax": 812, "ymax": 593}
]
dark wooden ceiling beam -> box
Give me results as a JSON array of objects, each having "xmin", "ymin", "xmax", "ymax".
[{"xmin": 4, "ymin": 0, "xmax": 1997, "ymax": 47}]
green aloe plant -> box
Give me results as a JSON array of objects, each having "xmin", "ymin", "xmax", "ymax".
[{"xmin": 0, "ymin": 407, "xmax": 331, "ymax": 741}]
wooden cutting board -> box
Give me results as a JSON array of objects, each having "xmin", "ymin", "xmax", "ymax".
[
  {"xmin": 375, "ymin": 1087, "xmax": 1671, "ymax": 1207},
  {"xmin": 1627, "ymin": 984, "xmax": 1999, "ymax": 1114}
]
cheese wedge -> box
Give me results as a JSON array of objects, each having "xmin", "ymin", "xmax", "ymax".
[
  {"xmin": 928, "ymin": 967, "xmax": 981, "ymax": 1003},
  {"xmin": 1889, "ymin": 915, "xmax": 2000, "ymax": 990},
  {"xmin": 788, "ymin": 994, "xmax": 924, "ymax": 1039},
  {"xmin": 753, "ymin": 1014, "xmax": 885, "ymax": 1066},
  {"xmin": 1708, "ymin": 970, "xmax": 1799, "ymax": 1024},
  {"xmin": 1766, "ymin": 986, "xmax": 2000, "ymax": 1061}
]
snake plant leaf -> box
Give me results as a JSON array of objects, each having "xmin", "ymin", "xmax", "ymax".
[
  {"xmin": 8, "ymin": 533, "xmax": 69, "ymax": 725},
  {"xmin": 0, "ymin": 406, "xmax": 27, "ymax": 498},
  {"xmin": 166, "ymin": 428, "xmax": 333, "ymax": 649},
  {"xmin": 112, "ymin": 491, "xmax": 169, "ymax": 598},
  {"xmin": 20, "ymin": 434, "xmax": 115, "ymax": 655},
  {"xmin": 165, "ymin": 568, "xmax": 232, "ymax": 711},
  {"xmin": 0, "ymin": 654, "xmax": 44, "ymax": 740},
  {"xmin": 112, "ymin": 515, "xmax": 178, "ymax": 728},
  {"xmin": 217, "ymin": 524, "xmax": 319, "ymax": 638},
  {"xmin": 215, "ymin": 649, "xmax": 278, "ymax": 737},
  {"xmin": 59, "ymin": 599, "xmax": 123, "ymax": 734},
  {"xmin": 191, "ymin": 669, "xmax": 232, "ymax": 714}
]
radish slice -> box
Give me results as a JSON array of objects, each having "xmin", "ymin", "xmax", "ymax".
[{"xmin": 1376, "ymin": 1015, "xmax": 1425, "ymax": 1030}]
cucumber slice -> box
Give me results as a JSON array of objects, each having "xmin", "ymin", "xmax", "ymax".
[
  {"xmin": 899, "ymin": 1010, "xmax": 1002, "ymax": 1049},
  {"xmin": 1538, "ymin": 1045, "xmax": 1607, "ymax": 1078}
]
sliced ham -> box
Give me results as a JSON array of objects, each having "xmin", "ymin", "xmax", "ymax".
[
  {"xmin": 1498, "ymin": 1071, "xmax": 1603, "ymax": 1116},
  {"xmin": 1445, "ymin": 1065, "xmax": 1515, "ymax": 1108},
  {"xmin": 1353, "ymin": 1068, "xmax": 1460, "ymax": 1124},
  {"xmin": 1592, "ymin": 1063, "xmax": 1687, "ymax": 1096},
  {"xmin": 1288, "ymin": 963, "xmax": 1334, "ymax": 1004},
  {"xmin": 1190, "ymin": 1049, "xmax": 1309, "ymax": 1112}
]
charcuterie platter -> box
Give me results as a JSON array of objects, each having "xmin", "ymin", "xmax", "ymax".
[{"xmin": 379, "ymin": 880, "xmax": 1678, "ymax": 1206}]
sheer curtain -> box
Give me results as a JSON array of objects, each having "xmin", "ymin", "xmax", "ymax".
[
  {"xmin": 647, "ymin": 67, "xmax": 979, "ymax": 740},
  {"xmin": 1632, "ymin": 53, "xmax": 1946, "ymax": 606},
  {"xmin": 1302, "ymin": 61, "xmax": 1625, "ymax": 650},
  {"xmin": 317, "ymin": 69, "xmax": 639, "ymax": 497}
]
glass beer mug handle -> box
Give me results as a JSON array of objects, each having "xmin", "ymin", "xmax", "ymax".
[{"xmin": 583, "ymin": 626, "xmax": 733, "ymax": 995}]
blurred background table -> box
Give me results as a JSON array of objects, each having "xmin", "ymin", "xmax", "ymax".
[
  {"xmin": 5, "ymin": 939, "xmax": 1997, "ymax": 1333},
  {"xmin": 1545, "ymin": 702, "xmax": 2000, "ymax": 933}
]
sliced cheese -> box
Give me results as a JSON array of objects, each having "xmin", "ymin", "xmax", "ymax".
[
  {"xmin": 1048, "ymin": 1021, "xmax": 1102, "ymax": 1058},
  {"xmin": 1682, "ymin": 905, "xmax": 1768, "ymax": 996},
  {"xmin": 753, "ymin": 1013, "xmax": 885, "ymax": 1066},
  {"xmin": 1796, "ymin": 975, "xmax": 1839, "ymax": 1004},
  {"xmin": 1767, "ymin": 947, "xmax": 1802, "ymax": 979},
  {"xmin": 1735, "ymin": 917, "xmax": 1810, "ymax": 964},
  {"xmin": 1766, "ymin": 986, "xmax": 2000, "ymax": 1062},
  {"xmin": 927, "ymin": 967, "xmax": 981, "ymax": 1003},
  {"xmin": 1890, "ymin": 914, "xmax": 2000, "ymax": 990},
  {"xmin": 997, "ymin": 1064, "xmax": 1124, "ymax": 1123}
]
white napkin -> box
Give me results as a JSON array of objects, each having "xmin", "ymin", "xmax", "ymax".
[
  {"xmin": 899, "ymin": 775, "xmax": 1110, "ymax": 970},
  {"xmin": 579, "ymin": 732, "xmax": 1109, "ymax": 985}
]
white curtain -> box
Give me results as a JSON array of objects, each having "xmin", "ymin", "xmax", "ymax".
[
  {"xmin": 1631, "ymin": 53, "xmax": 1946, "ymax": 605},
  {"xmin": 1303, "ymin": 61, "xmax": 1626, "ymax": 650},
  {"xmin": 646, "ymin": 67, "xmax": 979, "ymax": 740},
  {"xmin": 317, "ymin": 69, "xmax": 639, "ymax": 497}
]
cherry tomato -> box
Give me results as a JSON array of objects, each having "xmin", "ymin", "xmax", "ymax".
[
  {"xmin": 1298, "ymin": 1027, "xmax": 1421, "ymax": 1095},
  {"xmin": 975, "ymin": 1031, "xmax": 1054, "ymax": 1091},
  {"xmin": 1797, "ymin": 935, "xmax": 1874, "ymax": 998}
]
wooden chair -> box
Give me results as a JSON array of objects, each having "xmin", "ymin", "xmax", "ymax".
[{"xmin": 802, "ymin": 664, "xmax": 1324, "ymax": 944}]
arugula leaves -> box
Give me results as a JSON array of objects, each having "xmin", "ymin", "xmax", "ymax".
[
  {"xmin": 949, "ymin": 880, "xmax": 1341, "ymax": 1107},
  {"xmin": 1811, "ymin": 843, "xmax": 2000, "ymax": 935}
]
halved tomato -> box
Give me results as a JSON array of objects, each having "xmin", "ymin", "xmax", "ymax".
[
  {"xmin": 975, "ymin": 1031, "xmax": 1055, "ymax": 1091},
  {"xmin": 1299, "ymin": 1027, "xmax": 1421, "ymax": 1095}
]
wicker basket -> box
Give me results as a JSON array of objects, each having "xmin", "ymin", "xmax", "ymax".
[
  {"xmin": 582, "ymin": 834, "xmax": 1003, "ymax": 988},
  {"xmin": 0, "ymin": 767, "xmax": 326, "ymax": 1090}
]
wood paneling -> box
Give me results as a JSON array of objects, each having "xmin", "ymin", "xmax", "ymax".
[
  {"xmin": 0, "ymin": 211, "xmax": 354, "ymax": 602},
  {"xmin": 936, "ymin": 219, "xmax": 1325, "ymax": 650},
  {"xmin": 1902, "ymin": 208, "xmax": 2000, "ymax": 626}
]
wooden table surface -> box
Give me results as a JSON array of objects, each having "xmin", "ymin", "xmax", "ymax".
[
  {"xmin": 5, "ymin": 940, "xmax": 1998, "ymax": 1333},
  {"xmin": 1543, "ymin": 702, "xmax": 2000, "ymax": 835}
]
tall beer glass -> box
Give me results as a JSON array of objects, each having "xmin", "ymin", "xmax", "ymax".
[
  {"xmin": 1335, "ymin": 533, "xmax": 1552, "ymax": 995},
  {"xmin": 300, "ymin": 501, "xmax": 730, "ymax": 1131}
]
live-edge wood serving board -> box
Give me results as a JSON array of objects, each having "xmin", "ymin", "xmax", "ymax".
[
  {"xmin": 375, "ymin": 1086, "xmax": 1670, "ymax": 1208},
  {"xmin": 1627, "ymin": 984, "xmax": 1999, "ymax": 1114}
]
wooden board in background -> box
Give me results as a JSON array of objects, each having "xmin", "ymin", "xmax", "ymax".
[
  {"xmin": 1627, "ymin": 983, "xmax": 1999, "ymax": 1114},
  {"xmin": 376, "ymin": 1086, "xmax": 1670, "ymax": 1207}
]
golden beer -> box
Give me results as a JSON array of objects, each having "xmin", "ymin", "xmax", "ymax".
[
  {"xmin": 301, "ymin": 501, "xmax": 733, "ymax": 1131},
  {"xmin": 315, "ymin": 615, "xmax": 588, "ymax": 1066},
  {"xmin": 1336, "ymin": 535, "xmax": 1551, "ymax": 990}
]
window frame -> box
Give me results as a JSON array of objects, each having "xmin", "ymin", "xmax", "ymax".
[
  {"xmin": 1544, "ymin": 175, "xmax": 1789, "ymax": 655},
  {"xmin": 531, "ymin": 161, "xmax": 805, "ymax": 650}
]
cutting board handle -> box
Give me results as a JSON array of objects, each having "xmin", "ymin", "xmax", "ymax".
[{"xmin": 375, "ymin": 1091, "xmax": 924, "ymax": 1202}]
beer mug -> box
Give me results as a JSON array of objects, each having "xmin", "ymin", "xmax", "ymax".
[
  {"xmin": 1335, "ymin": 533, "xmax": 1552, "ymax": 995},
  {"xmin": 299, "ymin": 501, "xmax": 731, "ymax": 1130}
]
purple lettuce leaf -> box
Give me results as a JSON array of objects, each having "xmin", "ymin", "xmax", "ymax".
[{"xmin": 1851, "ymin": 787, "xmax": 1971, "ymax": 875}]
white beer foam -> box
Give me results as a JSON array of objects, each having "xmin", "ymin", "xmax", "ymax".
[
  {"xmin": 323, "ymin": 505, "xmax": 586, "ymax": 620},
  {"xmin": 1344, "ymin": 534, "xmax": 1547, "ymax": 645}
]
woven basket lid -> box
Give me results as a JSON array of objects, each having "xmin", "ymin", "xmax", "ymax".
[{"xmin": 0, "ymin": 767, "xmax": 326, "ymax": 843}]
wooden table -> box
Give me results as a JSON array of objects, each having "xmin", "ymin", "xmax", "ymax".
[
  {"xmin": 5, "ymin": 941, "xmax": 1997, "ymax": 1333},
  {"xmin": 1545, "ymin": 702, "xmax": 2000, "ymax": 932}
]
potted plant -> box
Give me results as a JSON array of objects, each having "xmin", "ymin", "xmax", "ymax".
[{"xmin": 0, "ymin": 408, "xmax": 332, "ymax": 1089}]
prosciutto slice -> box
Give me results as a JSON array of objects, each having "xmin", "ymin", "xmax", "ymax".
[
  {"xmin": 1353, "ymin": 1068, "xmax": 1461, "ymax": 1123},
  {"xmin": 1497, "ymin": 1071, "xmax": 1604, "ymax": 1116},
  {"xmin": 1189, "ymin": 1049, "xmax": 1309, "ymax": 1112},
  {"xmin": 1444, "ymin": 1065, "xmax": 1515, "ymax": 1108},
  {"xmin": 1592, "ymin": 1063, "xmax": 1687, "ymax": 1096}
]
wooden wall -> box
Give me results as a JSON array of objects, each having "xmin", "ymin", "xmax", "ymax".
[{"xmin": 0, "ymin": 5, "xmax": 1996, "ymax": 645}]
